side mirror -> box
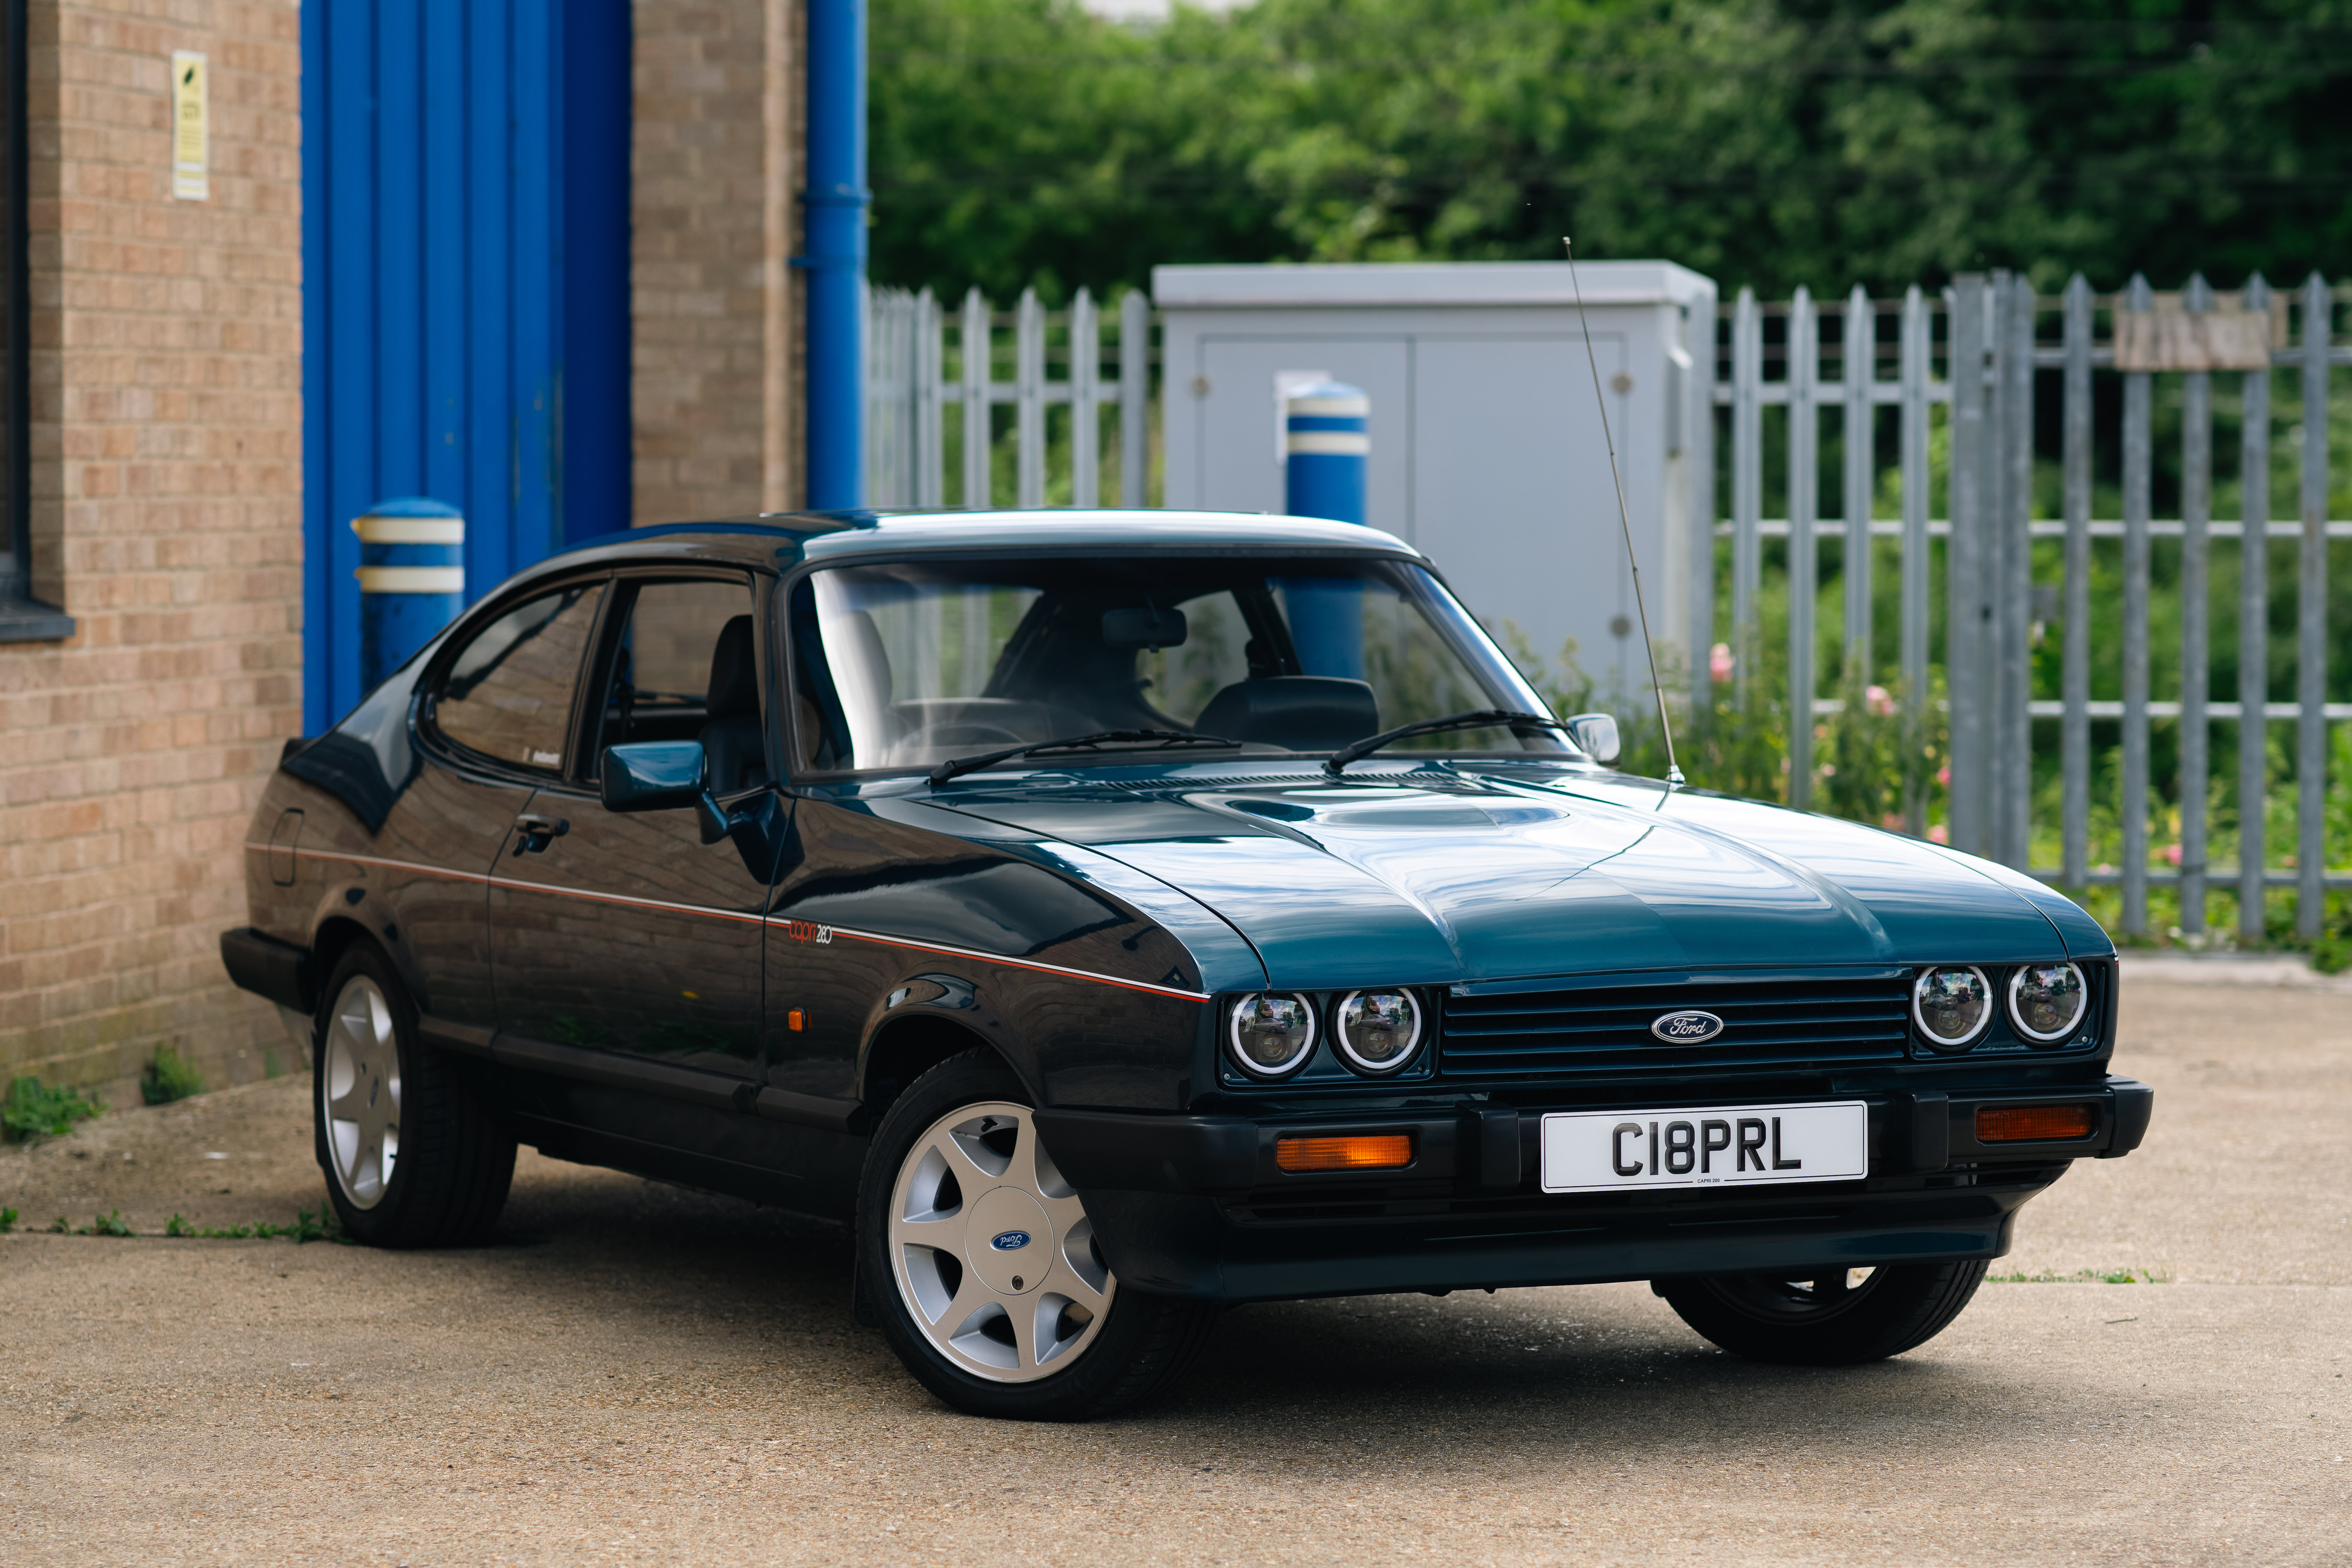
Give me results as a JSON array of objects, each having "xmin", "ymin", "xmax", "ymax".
[
  {"xmin": 602, "ymin": 740, "xmax": 795, "ymax": 875},
  {"xmin": 601, "ymin": 741, "xmax": 710, "ymax": 813},
  {"xmin": 1564, "ymin": 712, "xmax": 1621, "ymax": 766}
]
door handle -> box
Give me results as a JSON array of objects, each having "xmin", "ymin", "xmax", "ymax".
[{"xmin": 512, "ymin": 814, "xmax": 570, "ymax": 856}]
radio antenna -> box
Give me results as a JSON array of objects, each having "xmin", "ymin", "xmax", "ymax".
[{"xmin": 1564, "ymin": 236, "xmax": 1682, "ymax": 787}]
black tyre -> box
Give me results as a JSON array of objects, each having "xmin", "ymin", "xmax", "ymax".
[
  {"xmin": 1655, "ymin": 1259, "xmax": 1989, "ymax": 1365},
  {"xmin": 856, "ymin": 1049, "xmax": 1217, "ymax": 1420},
  {"xmin": 313, "ymin": 944, "xmax": 515, "ymax": 1248}
]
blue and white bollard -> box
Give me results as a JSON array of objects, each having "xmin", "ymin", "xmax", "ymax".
[
  {"xmin": 352, "ymin": 497, "xmax": 465, "ymax": 691},
  {"xmin": 1282, "ymin": 380, "xmax": 1369, "ymax": 679}
]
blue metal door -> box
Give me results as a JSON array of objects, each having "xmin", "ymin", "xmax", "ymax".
[{"xmin": 301, "ymin": 0, "xmax": 630, "ymax": 734}]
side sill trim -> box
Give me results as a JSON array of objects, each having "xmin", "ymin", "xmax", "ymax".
[
  {"xmin": 493, "ymin": 1034, "xmax": 748, "ymax": 1112},
  {"xmin": 755, "ymin": 1087, "xmax": 870, "ymax": 1136},
  {"xmin": 485, "ymin": 1033, "xmax": 869, "ymax": 1134},
  {"xmin": 416, "ymin": 1016, "xmax": 496, "ymax": 1058}
]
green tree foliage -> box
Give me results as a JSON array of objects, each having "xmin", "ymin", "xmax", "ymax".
[{"xmin": 871, "ymin": 0, "xmax": 2352, "ymax": 300}]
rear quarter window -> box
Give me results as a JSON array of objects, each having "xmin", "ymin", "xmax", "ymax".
[{"xmin": 431, "ymin": 582, "xmax": 605, "ymax": 771}]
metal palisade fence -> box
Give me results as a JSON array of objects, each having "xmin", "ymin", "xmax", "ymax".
[
  {"xmin": 865, "ymin": 285, "xmax": 1153, "ymax": 511},
  {"xmin": 869, "ymin": 273, "xmax": 2349, "ymax": 946},
  {"xmin": 1709, "ymin": 271, "xmax": 2348, "ymax": 942}
]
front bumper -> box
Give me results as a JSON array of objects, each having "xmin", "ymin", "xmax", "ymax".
[{"xmin": 1036, "ymin": 1077, "xmax": 2152, "ymax": 1303}]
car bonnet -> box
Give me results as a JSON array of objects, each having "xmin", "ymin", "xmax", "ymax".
[{"xmin": 927, "ymin": 769, "xmax": 2085, "ymax": 991}]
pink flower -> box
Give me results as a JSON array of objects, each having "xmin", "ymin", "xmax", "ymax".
[
  {"xmin": 1710, "ymin": 642, "xmax": 1735, "ymax": 683},
  {"xmin": 1865, "ymin": 684, "xmax": 1894, "ymax": 717},
  {"xmin": 1928, "ymin": 824, "xmax": 1949, "ymax": 844},
  {"xmin": 2164, "ymin": 843, "xmax": 2183, "ymax": 866},
  {"xmin": 1936, "ymin": 766, "xmax": 1950, "ymax": 787},
  {"xmin": 1881, "ymin": 813, "xmax": 1905, "ymax": 830}
]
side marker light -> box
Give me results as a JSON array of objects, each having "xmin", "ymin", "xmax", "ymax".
[
  {"xmin": 1976, "ymin": 1104, "xmax": 2095, "ymax": 1142},
  {"xmin": 1276, "ymin": 1134, "xmax": 1414, "ymax": 1173},
  {"xmin": 787, "ymin": 1008, "xmax": 805, "ymax": 1032}
]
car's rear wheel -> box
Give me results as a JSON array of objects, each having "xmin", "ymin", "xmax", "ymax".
[
  {"xmin": 1655, "ymin": 1259, "xmax": 1989, "ymax": 1365},
  {"xmin": 313, "ymin": 945, "xmax": 515, "ymax": 1248},
  {"xmin": 857, "ymin": 1049, "xmax": 1216, "ymax": 1420}
]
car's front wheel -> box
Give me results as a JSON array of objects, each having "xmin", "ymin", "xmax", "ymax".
[
  {"xmin": 857, "ymin": 1050, "xmax": 1216, "ymax": 1419},
  {"xmin": 1655, "ymin": 1259, "xmax": 1989, "ymax": 1365},
  {"xmin": 313, "ymin": 945, "xmax": 515, "ymax": 1248}
]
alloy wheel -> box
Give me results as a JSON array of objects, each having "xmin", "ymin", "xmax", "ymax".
[
  {"xmin": 322, "ymin": 975, "xmax": 401, "ymax": 1208},
  {"xmin": 886, "ymin": 1101, "xmax": 1113, "ymax": 1382}
]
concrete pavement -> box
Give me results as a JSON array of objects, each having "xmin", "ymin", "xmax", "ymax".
[{"xmin": 3, "ymin": 978, "xmax": 2346, "ymax": 1566}]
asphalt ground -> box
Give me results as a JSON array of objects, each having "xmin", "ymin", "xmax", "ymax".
[{"xmin": 3, "ymin": 973, "xmax": 2346, "ymax": 1567}]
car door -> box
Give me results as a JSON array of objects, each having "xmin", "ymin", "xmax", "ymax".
[
  {"xmin": 396, "ymin": 575, "xmax": 611, "ymax": 1033},
  {"xmin": 487, "ymin": 571, "xmax": 780, "ymax": 1081}
]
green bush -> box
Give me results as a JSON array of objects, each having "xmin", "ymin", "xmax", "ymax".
[
  {"xmin": 2, "ymin": 1077, "xmax": 105, "ymax": 1143},
  {"xmin": 140, "ymin": 1044, "xmax": 206, "ymax": 1106}
]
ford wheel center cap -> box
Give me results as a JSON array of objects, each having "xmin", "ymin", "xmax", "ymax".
[
  {"xmin": 1650, "ymin": 1009, "xmax": 1725, "ymax": 1044},
  {"xmin": 967, "ymin": 1185, "xmax": 1051, "ymax": 1295}
]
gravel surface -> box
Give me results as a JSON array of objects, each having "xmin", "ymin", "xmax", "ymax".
[{"xmin": 3, "ymin": 979, "xmax": 2346, "ymax": 1566}]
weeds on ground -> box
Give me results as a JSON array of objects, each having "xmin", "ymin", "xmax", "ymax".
[
  {"xmin": 140, "ymin": 1045, "xmax": 206, "ymax": 1106},
  {"xmin": 161, "ymin": 1207, "xmax": 345, "ymax": 1244},
  {"xmin": 2, "ymin": 1077, "xmax": 105, "ymax": 1143},
  {"xmin": 1988, "ymin": 1267, "xmax": 2163, "ymax": 1284},
  {"xmin": 0, "ymin": 1207, "xmax": 16, "ymax": 1234},
  {"xmin": 76, "ymin": 1210, "xmax": 136, "ymax": 1237}
]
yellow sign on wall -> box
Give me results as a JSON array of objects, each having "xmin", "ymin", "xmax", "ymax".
[{"xmin": 171, "ymin": 51, "xmax": 207, "ymax": 201}]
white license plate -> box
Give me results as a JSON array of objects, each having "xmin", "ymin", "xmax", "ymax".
[{"xmin": 1540, "ymin": 1101, "xmax": 1867, "ymax": 1194}]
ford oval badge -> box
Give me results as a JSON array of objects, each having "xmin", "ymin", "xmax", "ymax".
[
  {"xmin": 1650, "ymin": 1010, "xmax": 1725, "ymax": 1045},
  {"xmin": 989, "ymin": 1230, "xmax": 1032, "ymax": 1252}
]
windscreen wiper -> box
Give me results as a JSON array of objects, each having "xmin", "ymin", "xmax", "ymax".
[
  {"xmin": 928, "ymin": 729, "xmax": 1240, "ymax": 787},
  {"xmin": 1323, "ymin": 710, "xmax": 1569, "ymax": 776}
]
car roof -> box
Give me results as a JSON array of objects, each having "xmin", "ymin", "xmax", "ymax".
[{"xmin": 532, "ymin": 508, "xmax": 1428, "ymax": 577}]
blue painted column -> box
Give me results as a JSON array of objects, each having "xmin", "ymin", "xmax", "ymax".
[
  {"xmin": 301, "ymin": 0, "xmax": 631, "ymax": 734},
  {"xmin": 804, "ymin": 0, "xmax": 869, "ymax": 509},
  {"xmin": 354, "ymin": 497, "xmax": 465, "ymax": 690},
  {"xmin": 1282, "ymin": 380, "xmax": 1369, "ymax": 679}
]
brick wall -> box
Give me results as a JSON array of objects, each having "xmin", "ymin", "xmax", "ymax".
[
  {"xmin": 0, "ymin": 1, "xmax": 304, "ymax": 1108},
  {"xmin": 632, "ymin": 0, "xmax": 804, "ymax": 526}
]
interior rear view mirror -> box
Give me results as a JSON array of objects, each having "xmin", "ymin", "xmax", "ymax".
[
  {"xmin": 1564, "ymin": 712, "xmax": 1621, "ymax": 766},
  {"xmin": 1101, "ymin": 607, "xmax": 1187, "ymax": 650}
]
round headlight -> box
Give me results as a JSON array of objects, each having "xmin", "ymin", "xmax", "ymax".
[
  {"xmin": 1334, "ymin": 990, "xmax": 1423, "ymax": 1075},
  {"xmin": 2008, "ymin": 962, "xmax": 2088, "ymax": 1044},
  {"xmin": 1227, "ymin": 993, "xmax": 1317, "ymax": 1078},
  {"xmin": 1912, "ymin": 965, "xmax": 1992, "ymax": 1050}
]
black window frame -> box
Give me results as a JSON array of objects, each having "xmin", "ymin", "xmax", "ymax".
[
  {"xmin": 414, "ymin": 572, "xmax": 612, "ymax": 787},
  {"xmin": 0, "ymin": 0, "xmax": 60, "ymax": 642},
  {"xmin": 568, "ymin": 565, "xmax": 769, "ymax": 792}
]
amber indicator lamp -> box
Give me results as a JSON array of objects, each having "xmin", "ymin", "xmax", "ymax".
[
  {"xmin": 1976, "ymin": 1104, "xmax": 2096, "ymax": 1142},
  {"xmin": 1275, "ymin": 1133, "xmax": 1414, "ymax": 1173}
]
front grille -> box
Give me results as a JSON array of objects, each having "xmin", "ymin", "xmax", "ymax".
[{"xmin": 1440, "ymin": 970, "xmax": 1913, "ymax": 1077}]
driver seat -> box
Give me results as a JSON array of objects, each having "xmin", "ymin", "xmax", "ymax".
[
  {"xmin": 1195, "ymin": 676, "xmax": 1379, "ymax": 751},
  {"xmin": 700, "ymin": 615, "xmax": 769, "ymax": 795}
]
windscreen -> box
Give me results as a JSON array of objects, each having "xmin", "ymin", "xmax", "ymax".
[{"xmin": 787, "ymin": 555, "xmax": 1566, "ymax": 772}]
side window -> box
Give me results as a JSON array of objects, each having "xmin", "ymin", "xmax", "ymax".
[
  {"xmin": 592, "ymin": 577, "xmax": 766, "ymax": 792},
  {"xmin": 431, "ymin": 582, "xmax": 605, "ymax": 772}
]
